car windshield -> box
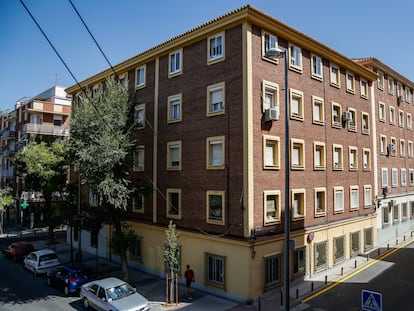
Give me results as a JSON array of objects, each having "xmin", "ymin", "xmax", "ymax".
[{"xmin": 106, "ymin": 283, "xmax": 135, "ymax": 300}]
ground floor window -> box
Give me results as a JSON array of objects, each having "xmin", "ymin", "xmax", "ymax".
[
  {"xmin": 383, "ymin": 206, "xmax": 390, "ymax": 226},
  {"xmin": 264, "ymin": 254, "xmax": 281, "ymax": 288},
  {"xmin": 293, "ymin": 248, "xmax": 305, "ymax": 277},
  {"xmin": 402, "ymin": 203, "xmax": 408, "ymax": 221},
  {"xmin": 314, "ymin": 241, "xmax": 327, "ymax": 271},
  {"xmin": 131, "ymin": 237, "xmax": 142, "ymax": 262},
  {"xmin": 410, "ymin": 202, "xmax": 414, "ymax": 219},
  {"xmin": 350, "ymin": 231, "xmax": 360, "ymax": 256},
  {"xmin": 364, "ymin": 228, "xmax": 373, "ymax": 251},
  {"xmin": 333, "ymin": 235, "xmax": 345, "ymax": 263},
  {"xmin": 205, "ymin": 253, "xmax": 225, "ymax": 289}
]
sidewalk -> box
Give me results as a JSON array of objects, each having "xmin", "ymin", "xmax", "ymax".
[{"xmin": 2, "ymin": 223, "xmax": 414, "ymax": 311}]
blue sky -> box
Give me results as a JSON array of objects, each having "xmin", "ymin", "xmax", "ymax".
[{"xmin": 1, "ymin": 0, "xmax": 414, "ymax": 111}]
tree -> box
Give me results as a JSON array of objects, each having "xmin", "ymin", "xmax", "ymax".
[
  {"xmin": 69, "ymin": 77, "xmax": 134, "ymax": 281},
  {"xmin": 163, "ymin": 220, "xmax": 180, "ymax": 304},
  {"xmin": 0, "ymin": 188, "xmax": 13, "ymax": 235},
  {"xmin": 15, "ymin": 140, "xmax": 68, "ymax": 244}
]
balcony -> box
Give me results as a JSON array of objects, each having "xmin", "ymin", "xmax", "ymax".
[
  {"xmin": 21, "ymin": 123, "xmax": 70, "ymax": 136},
  {"xmin": 2, "ymin": 129, "xmax": 16, "ymax": 140}
]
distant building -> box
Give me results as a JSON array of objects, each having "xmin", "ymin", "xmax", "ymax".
[
  {"xmin": 66, "ymin": 5, "xmax": 413, "ymax": 302},
  {"xmin": 0, "ymin": 85, "xmax": 71, "ymax": 223}
]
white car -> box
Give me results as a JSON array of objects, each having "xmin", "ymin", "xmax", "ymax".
[
  {"xmin": 80, "ymin": 277, "xmax": 150, "ymax": 311},
  {"xmin": 23, "ymin": 249, "xmax": 60, "ymax": 276}
]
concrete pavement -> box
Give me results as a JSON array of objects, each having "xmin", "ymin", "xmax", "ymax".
[{"xmin": 2, "ymin": 223, "xmax": 414, "ymax": 311}]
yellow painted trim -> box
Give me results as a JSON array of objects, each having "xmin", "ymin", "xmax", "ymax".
[
  {"xmin": 242, "ymin": 22, "xmax": 254, "ymax": 238},
  {"xmin": 302, "ymin": 237, "xmax": 414, "ymax": 303},
  {"xmin": 153, "ymin": 58, "xmax": 159, "ymax": 223}
]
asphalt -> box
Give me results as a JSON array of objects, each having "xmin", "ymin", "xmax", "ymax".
[{"xmin": 2, "ymin": 223, "xmax": 413, "ymax": 311}]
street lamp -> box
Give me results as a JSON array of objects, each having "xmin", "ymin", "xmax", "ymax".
[{"xmin": 265, "ymin": 47, "xmax": 290, "ymax": 311}]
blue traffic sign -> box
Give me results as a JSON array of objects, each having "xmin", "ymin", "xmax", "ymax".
[{"xmin": 361, "ymin": 289, "xmax": 382, "ymax": 311}]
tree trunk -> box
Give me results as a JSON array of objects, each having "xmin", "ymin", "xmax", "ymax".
[
  {"xmin": 113, "ymin": 219, "xmax": 129, "ymax": 281},
  {"xmin": 45, "ymin": 195, "xmax": 55, "ymax": 246}
]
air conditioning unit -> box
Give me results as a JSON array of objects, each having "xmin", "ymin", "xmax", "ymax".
[
  {"xmin": 265, "ymin": 107, "xmax": 280, "ymax": 121},
  {"xmin": 387, "ymin": 143, "xmax": 396, "ymax": 152},
  {"xmin": 342, "ymin": 111, "xmax": 352, "ymax": 122}
]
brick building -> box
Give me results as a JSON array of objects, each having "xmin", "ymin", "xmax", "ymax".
[{"xmin": 66, "ymin": 6, "xmax": 394, "ymax": 302}]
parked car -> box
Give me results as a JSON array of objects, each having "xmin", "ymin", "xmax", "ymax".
[
  {"xmin": 23, "ymin": 249, "xmax": 60, "ymax": 276},
  {"xmin": 2, "ymin": 241, "xmax": 35, "ymax": 262},
  {"xmin": 46, "ymin": 264, "xmax": 96, "ymax": 296},
  {"xmin": 80, "ymin": 277, "xmax": 150, "ymax": 311}
]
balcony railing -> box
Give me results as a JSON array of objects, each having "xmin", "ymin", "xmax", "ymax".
[{"xmin": 21, "ymin": 123, "xmax": 70, "ymax": 136}]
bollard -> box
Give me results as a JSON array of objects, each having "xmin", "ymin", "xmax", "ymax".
[
  {"xmin": 354, "ymin": 260, "xmax": 357, "ymax": 268},
  {"xmin": 341, "ymin": 267, "xmax": 344, "ymax": 276},
  {"xmin": 311, "ymin": 282, "xmax": 314, "ymax": 292},
  {"xmin": 367, "ymin": 254, "xmax": 369, "ymax": 261},
  {"xmin": 396, "ymin": 239, "xmax": 398, "ymax": 245},
  {"xmin": 296, "ymin": 288, "xmax": 299, "ymax": 299},
  {"xmin": 387, "ymin": 243, "xmax": 389, "ymax": 250},
  {"xmin": 404, "ymin": 235, "xmax": 406, "ymax": 242},
  {"xmin": 325, "ymin": 275, "xmax": 328, "ymax": 284}
]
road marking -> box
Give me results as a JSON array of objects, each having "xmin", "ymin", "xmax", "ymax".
[{"xmin": 302, "ymin": 238, "xmax": 414, "ymax": 303}]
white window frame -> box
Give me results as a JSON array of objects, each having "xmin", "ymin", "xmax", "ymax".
[
  {"xmin": 167, "ymin": 141, "xmax": 182, "ymax": 171},
  {"xmin": 289, "ymin": 44, "xmax": 302, "ymax": 72},
  {"xmin": 207, "ymin": 32, "xmax": 224, "ymax": 63},
  {"xmin": 360, "ymin": 79, "xmax": 368, "ymax": 99},
  {"xmin": 291, "ymin": 138, "xmax": 305, "ymax": 170},
  {"xmin": 169, "ymin": 49, "xmax": 182, "ymax": 77},
  {"xmin": 133, "ymin": 145, "xmax": 145, "ymax": 172},
  {"xmin": 167, "ymin": 94, "xmax": 182, "ymax": 123},
  {"xmin": 311, "ymin": 54, "xmax": 323, "ymax": 80},
  {"xmin": 291, "ymin": 189, "xmax": 306, "ymax": 219},
  {"xmin": 333, "ymin": 144, "xmax": 343, "ymax": 170},
  {"xmin": 207, "ymin": 82, "xmax": 225, "ymax": 116},
  {"xmin": 207, "ymin": 136, "xmax": 225, "ymax": 169},
  {"xmin": 379, "ymin": 102, "xmax": 386, "ymax": 122},
  {"xmin": 314, "ymin": 187, "xmax": 327, "ymax": 216},
  {"xmin": 135, "ymin": 65, "xmax": 146, "ymax": 88},
  {"xmin": 206, "ymin": 190, "xmax": 225, "ymax": 225},
  {"xmin": 392, "ymin": 168, "xmax": 398, "ymax": 188},
  {"xmin": 381, "ymin": 168, "xmax": 388, "ymax": 187},
  {"xmin": 264, "ymin": 190, "xmax": 281, "ymax": 225},
  {"xmin": 363, "ymin": 185, "xmax": 372, "ymax": 208},
  {"xmin": 312, "ymin": 96, "xmax": 324, "ymax": 125},
  {"xmin": 350, "ymin": 186, "xmax": 359, "ymax": 211},
  {"xmin": 346, "ymin": 72, "xmax": 355, "ymax": 93},
  {"xmin": 135, "ymin": 104, "xmax": 145, "ymax": 129},
  {"xmin": 333, "ymin": 186, "xmax": 344, "ymax": 213},
  {"xmin": 290, "ymin": 88, "xmax": 304, "ymax": 121},
  {"xmin": 313, "ymin": 142, "xmax": 326, "ymax": 170},
  {"xmin": 263, "ymin": 135, "xmax": 280, "ymax": 169},
  {"xmin": 166, "ymin": 188, "xmax": 181, "ymax": 219},
  {"xmin": 262, "ymin": 31, "xmax": 278, "ymax": 60},
  {"xmin": 262, "ymin": 80, "xmax": 279, "ymax": 112},
  {"xmin": 330, "ymin": 63, "xmax": 340, "ymax": 88},
  {"xmin": 401, "ymin": 168, "xmax": 407, "ymax": 186}
]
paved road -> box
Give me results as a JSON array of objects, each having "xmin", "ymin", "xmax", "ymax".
[{"xmin": 298, "ymin": 240, "xmax": 414, "ymax": 311}]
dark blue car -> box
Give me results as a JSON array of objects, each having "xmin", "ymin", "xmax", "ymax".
[{"xmin": 46, "ymin": 264, "xmax": 96, "ymax": 296}]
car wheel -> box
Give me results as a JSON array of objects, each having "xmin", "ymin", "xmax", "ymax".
[
  {"xmin": 63, "ymin": 286, "xmax": 69, "ymax": 296},
  {"xmin": 46, "ymin": 277, "xmax": 51, "ymax": 287},
  {"xmin": 83, "ymin": 297, "xmax": 90, "ymax": 309}
]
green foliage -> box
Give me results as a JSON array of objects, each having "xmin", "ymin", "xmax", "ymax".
[
  {"xmin": 163, "ymin": 220, "xmax": 180, "ymax": 268},
  {"xmin": 70, "ymin": 78, "xmax": 132, "ymax": 210},
  {"xmin": 0, "ymin": 188, "xmax": 13, "ymax": 212},
  {"xmin": 109, "ymin": 223, "xmax": 139, "ymax": 255}
]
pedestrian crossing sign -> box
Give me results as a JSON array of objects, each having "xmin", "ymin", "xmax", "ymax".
[{"xmin": 361, "ymin": 289, "xmax": 382, "ymax": 311}]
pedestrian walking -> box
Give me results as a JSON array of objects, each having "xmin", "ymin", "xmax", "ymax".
[{"xmin": 184, "ymin": 264, "xmax": 195, "ymax": 299}]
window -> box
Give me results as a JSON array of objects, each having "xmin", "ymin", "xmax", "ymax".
[
  {"xmin": 330, "ymin": 63, "xmax": 340, "ymax": 87},
  {"xmin": 333, "ymin": 235, "xmax": 345, "ymax": 263},
  {"xmin": 314, "ymin": 241, "xmax": 328, "ymax": 271},
  {"xmin": 131, "ymin": 237, "xmax": 142, "ymax": 261},
  {"xmin": 377, "ymin": 70, "xmax": 384, "ymax": 90},
  {"xmin": 135, "ymin": 65, "xmax": 146, "ymax": 88},
  {"xmin": 166, "ymin": 189, "xmax": 181, "ymax": 219},
  {"xmin": 399, "ymin": 110, "xmax": 404, "ymax": 128},
  {"xmin": 364, "ymin": 185, "xmax": 372, "ymax": 208},
  {"xmin": 346, "ymin": 72, "xmax": 355, "ymax": 93},
  {"xmin": 360, "ymin": 79, "xmax": 368, "ymax": 98},
  {"xmin": 363, "ymin": 148, "xmax": 371, "ymax": 170},
  {"xmin": 313, "ymin": 142, "xmax": 326, "ymax": 170},
  {"xmin": 349, "ymin": 147, "xmax": 358, "ymax": 170},
  {"xmin": 405, "ymin": 87, "xmax": 411, "ymax": 103},
  {"xmin": 118, "ymin": 74, "xmax": 127, "ymax": 89},
  {"xmin": 207, "ymin": 82, "xmax": 225, "ymax": 116},
  {"xmin": 333, "ymin": 186, "xmax": 344, "ymax": 213},
  {"xmin": 389, "ymin": 106, "xmax": 396, "ymax": 125},
  {"xmin": 332, "ymin": 102, "xmax": 342, "ymax": 128},
  {"xmin": 208, "ymin": 33, "xmax": 224, "ymax": 63},
  {"xmin": 390, "ymin": 137, "xmax": 397, "ymax": 156},
  {"xmin": 206, "ymin": 253, "xmax": 225, "ymax": 288},
  {"xmin": 408, "ymin": 141, "xmax": 413, "ymax": 158},
  {"xmin": 410, "ymin": 169, "xmax": 414, "ymax": 186},
  {"xmin": 53, "ymin": 115, "xmax": 62, "ymax": 126},
  {"xmin": 312, "ymin": 96, "xmax": 324, "ymax": 125},
  {"xmin": 262, "ymin": 80, "xmax": 279, "ymax": 111},
  {"xmin": 381, "ymin": 168, "xmax": 388, "ymax": 187},
  {"xmin": 379, "ymin": 102, "xmax": 386, "ymax": 122},
  {"xmin": 333, "ymin": 144, "xmax": 343, "ymax": 170},
  {"xmin": 347, "ymin": 108, "xmax": 357, "ymax": 132},
  {"xmin": 397, "ymin": 83, "xmax": 402, "ymax": 98},
  {"xmin": 291, "ymin": 139, "xmax": 305, "ymax": 170},
  {"xmin": 262, "ymin": 31, "xmax": 278, "ymax": 59},
  {"xmin": 169, "ymin": 49, "xmax": 182, "ymax": 76},
  {"xmin": 350, "ymin": 186, "xmax": 359, "ymax": 210},
  {"xmin": 361, "ymin": 112, "xmax": 369, "ymax": 134},
  {"xmin": 407, "ymin": 113, "xmax": 412, "ymax": 130},
  {"xmin": 167, "ymin": 94, "xmax": 182, "ymax": 123},
  {"xmin": 133, "ymin": 145, "xmax": 145, "ymax": 171},
  {"xmin": 207, "ymin": 136, "xmax": 225, "ymax": 169},
  {"xmin": 392, "ymin": 168, "xmax": 398, "ymax": 187},
  {"xmin": 401, "ymin": 168, "xmax": 407, "ymax": 186},
  {"xmin": 393, "ymin": 204, "xmax": 399, "ymax": 224},
  {"xmin": 132, "ymin": 192, "xmax": 144, "ymax": 213},
  {"xmin": 206, "ymin": 191, "xmax": 225, "ymax": 225},
  {"xmin": 167, "ymin": 141, "xmax": 182, "ymax": 170},
  {"xmin": 289, "ymin": 44, "xmax": 302, "ymax": 71},
  {"xmin": 383, "ymin": 206, "xmax": 390, "ymax": 226},
  {"xmin": 292, "ymin": 189, "xmax": 305, "ymax": 219},
  {"xmin": 311, "ymin": 54, "xmax": 323, "ymax": 80},
  {"xmin": 314, "ymin": 188, "xmax": 326, "ymax": 216},
  {"xmin": 265, "ymin": 255, "xmax": 281, "ymax": 288},
  {"xmin": 290, "ymin": 89, "xmax": 304, "ymax": 120},
  {"xmin": 402, "ymin": 203, "xmax": 408, "ymax": 221},
  {"xmin": 388, "ymin": 77, "xmax": 394, "ymax": 95},
  {"xmin": 380, "ymin": 135, "xmax": 387, "ymax": 155},
  {"xmin": 264, "ymin": 191, "xmax": 281, "ymax": 224},
  {"xmin": 351, "ymin": 231, "xmax": 360, "ymax": 255},
  {"xmin": 400, "ymin": 139, "xmax": 406, "ymax": 157},
  {"xmin": 293, "ymin": 248, "xmax": 305, "ymax": 276},
  {"xmin": 135, "ymin": 104, "xmax": 145, "ymax": 129},
  {"xmin": 263, "ymin": 135, "xmax": 280, "ymax": 169}
]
